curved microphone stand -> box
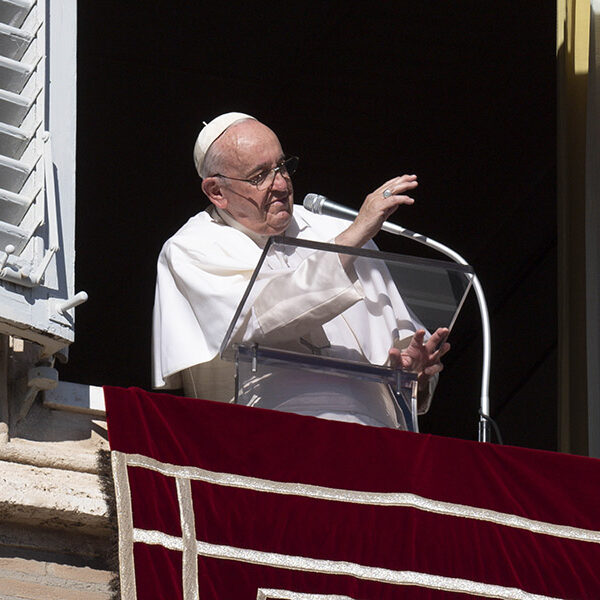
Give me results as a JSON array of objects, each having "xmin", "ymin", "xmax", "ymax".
[{"xmin": 303, "ymin": 194, "xmax": 492, "ymax": 442}]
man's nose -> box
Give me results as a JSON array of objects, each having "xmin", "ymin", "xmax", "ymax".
[{"xmin": 271, "ymin": 169, "xmax": 290, "ymax": 191}]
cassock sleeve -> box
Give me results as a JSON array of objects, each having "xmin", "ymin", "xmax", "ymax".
[{"xmin": 229, "ymin": 250, "xmax": 365, "ymax": 346}]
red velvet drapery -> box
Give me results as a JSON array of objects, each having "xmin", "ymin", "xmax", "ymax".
[{"xmin": 106, "ymin": 386, "xmax": 600, "ymax": 599}]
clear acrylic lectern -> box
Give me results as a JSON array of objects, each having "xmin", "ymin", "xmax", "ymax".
[{"xmin": 220, "ymin": 237, "xmax": 473, "ymax": 431}]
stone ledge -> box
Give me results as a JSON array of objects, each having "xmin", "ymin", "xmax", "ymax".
[
  {"xmin": 0, "ymin": 459, "xmax": 109, "ymax": 536},
  {"xmin": 0, "ymin": 439, "xmax": 102, "ymax": 474},
  {"xmin": 0, "ymin": 559, "xmax": 112, "ymax": 589}
]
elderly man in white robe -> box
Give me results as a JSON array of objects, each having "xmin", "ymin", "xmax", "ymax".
[{"xmin": 152, "ymin": 112, "xmax": 450, "ymax": 429}]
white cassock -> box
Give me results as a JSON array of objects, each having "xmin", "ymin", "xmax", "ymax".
[{"xmin": 152, "ymin": 204, "xmax": 435, "ymax": 428}]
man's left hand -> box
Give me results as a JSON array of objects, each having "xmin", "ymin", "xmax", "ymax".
[{"xmin": 389, "ymin": 328, "xmax": 450, "ymax": 390}]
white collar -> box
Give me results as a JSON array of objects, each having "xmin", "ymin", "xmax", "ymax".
[{"xmin": 211, "ymin": 205, "xmax": 308, "ymax": 247}]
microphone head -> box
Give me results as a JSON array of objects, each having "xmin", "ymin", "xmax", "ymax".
[{"xmin": 303, "ymin": 193, "xmax": 324, "ymax": 214}]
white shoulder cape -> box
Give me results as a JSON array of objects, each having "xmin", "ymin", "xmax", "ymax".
[{"xmin": 152, "ymin": 205, "xmax": 351, "ymax": 389}]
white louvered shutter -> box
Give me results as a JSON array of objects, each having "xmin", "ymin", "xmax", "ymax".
[{"xmin": 0, "ymin": 0, "xmax": 79, "ymax": 357}]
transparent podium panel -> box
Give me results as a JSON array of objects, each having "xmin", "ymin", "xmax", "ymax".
[
  {"xmin": 234, "ymin": 345, "xmax": 419, "ymax": 431},
  {"xmin": 220, "ymin": 237, "xmax": 474, "ymax": 430}
]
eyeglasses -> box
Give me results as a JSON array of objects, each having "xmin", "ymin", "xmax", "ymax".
[{"xmin": 214, "ymin": 156, "xmax": 299, "ymax": 191}]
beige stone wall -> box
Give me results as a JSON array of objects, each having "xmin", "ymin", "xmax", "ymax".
[{"xmin": 0, "ymin": 376, "xmax": 116, "ymax": 600}]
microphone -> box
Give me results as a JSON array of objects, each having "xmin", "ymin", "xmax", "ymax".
[
  {"xmin": 303, "ymin": 193, "xmax": 407, "ymax": 236},
  {"xmin": 303, "ymin": 193, "xmax": 359, "ymax": 221}
]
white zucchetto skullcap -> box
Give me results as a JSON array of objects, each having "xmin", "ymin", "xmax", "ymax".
[{"xmin": 193, "ymin": 112, "xmax": 256, "ymax": 176}]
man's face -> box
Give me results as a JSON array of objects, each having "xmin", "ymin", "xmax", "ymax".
[{"xmin": 204, "ymin": 120, "xmax": 294, "ymax": 236}]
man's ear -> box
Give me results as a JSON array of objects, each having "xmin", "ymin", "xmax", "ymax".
[{"xmin": 202, "ymin": 177, "xmax": 227, "ymax": 210}]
